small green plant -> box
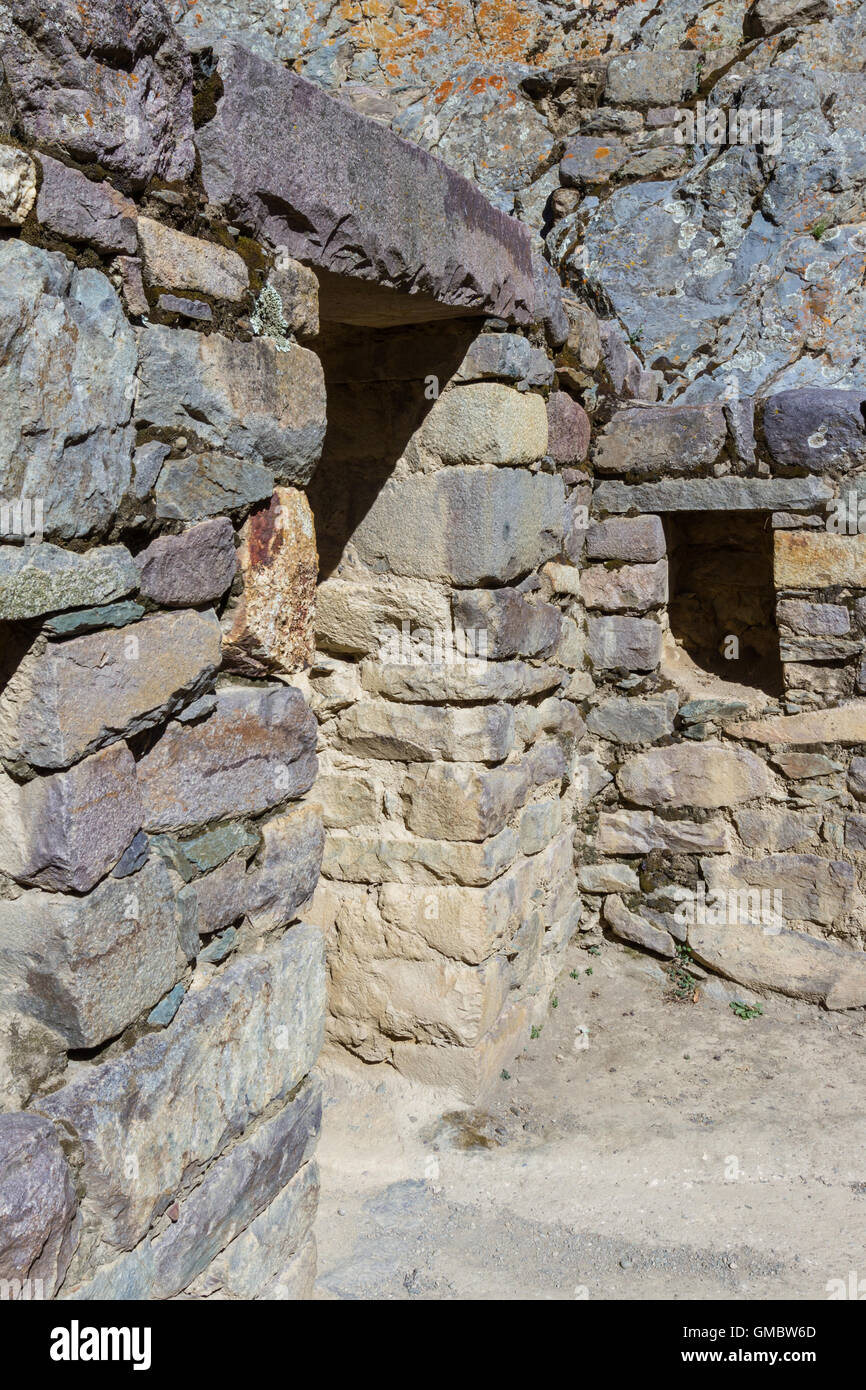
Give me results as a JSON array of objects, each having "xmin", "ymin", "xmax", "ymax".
[
  {"xmin": 551, "ymin": 995, "xmax": 559, "ymax": 1009},
  {"xmin": 669, "ymin": 945, "xmax": 699, "ymax": 1002},
  {"xmin": 730, "ymin": 1000, "xmax": 763, "ymax": 1020},
  {"xmin": 811, "ymin": 217, "xmax": 828, "ymax": 240},
  {"xmin": 587, "ymin": 945, "xmax": 601, "ymax": 957},
  {"xmin": 569, "ymin": 969, "xmax": 580, "ymax": 979},
  {"xmin": 500, "ymin": 1069, "xmax": 511, "ymax": 1081},
  {"xmin": 585, "ymin": 967, "xmax": 593, "ymax": 976},
  {"xmin": 530, "ymin": 1024, "xmax": 543, "ymax": 1040},
  {"xmin": 628, "ymin": 327, "xmax": 643, "ymax": 346}
]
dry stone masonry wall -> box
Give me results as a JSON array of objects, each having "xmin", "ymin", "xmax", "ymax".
[{"xmin": 3, "ymin": 0, "xmax": 866, "ymax": 1304}]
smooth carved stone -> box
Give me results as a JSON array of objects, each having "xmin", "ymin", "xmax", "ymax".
[
  {"xmin": 61, "ymin": 1079, "xmax": 321, "ymax": 1302},
  {"xmin": 195, "ymin": 43, "xmax": 537, "ymax": 327},
  {"xmin": 334, "ymin": 700, "xmax": 514, "ymax": 763},
  {"xmin": 0, "ymin": 1114, "xmax": 78, "ymax": 1299},
  {"xmin": 0, "ymin": 242, "xmax": 136, "ymax": 541},
  {"xmin": 596, "ymin": 810, "xmax": 731, "ymax": 854},
  {"xmin": 775, "ymin": 532, "xmax": 866, "ymax": 588},
  {"xmin": 0, "ymin": 0, "xmax": 194, "ymax": 188},
  {"xmin": 0, "ymin": 859, "xmax": 183, "ymax": 1048},
  {"xmin": 402, "ymin": 761, "xmax": 535, "ymax": 842},
  {"xmin": 223, "ymin": 488, "xmax": 317, "ymax": 677},
  {"xmin": 154, "ymin": 451, "xmax": 275, "ymax": 522},
  {"xmin": 359, "ymin": 659, "xmax": 562, "ymax": 703},
  {"xmin": 137, "ymin": 217, "xmax": 248, "ymax": 303},
  {"xmin": 0, "ymin": 145, "xmax": 37, "ymax": 226},
  {"xmin": 580, "ymin": 559, "xmax": 667, "ymax": 612},
  {"xmin": 586, "ymin": 515, "xmax": 666, "ymax": 563},
  {"xmin": 604, "ymin": 894, "xmax": 676, "ymax": 957},
  {"xmin": 0, "ymin": 543, "xmax": 138, "ymax": 621},
  {"xmin": 40, "ymin": 927, "xmax": 326, "ymax": 1254},
  {"xmin": 593, "ymin": 477, "xmax": 832, "ymax": 514},
  {"xmin": 316, "ymin": 575, "xmax": 450, "ymax": 657},
  {"xmin": 594, "ymin": 404, "xmax": 726, "ymax": 477},
  {"xmin": 417, "ymin": 384, "xmax": 548, "ymax": 466},
  {"xmin": 454, "ymin": 334, "xmax": 554, "ymax": 390},
  {"xmin": 451, "ymin": 588, "xmax": 562, "ymax": 659},
  {"xmin": 351, "ymin": 466, "xmax": 564, "ymax": 586},
  {"xmin": 586, "ymin": 693, "xmax": 676, "ymax": 744},
  {"xmin": 762, "ymin": 389, "xmax": 866, "ymax": 473},
  {"xmin": 737, "ymin": 702, "xmax": 866, "ymax": 745},
  {"xmin": 135, "ymin": 518, "xmax": 237, "ymax": 608},
  {"xmin": 322, "ymin": 828, "xmax": 519, "ymax": 888},
  {"xmin": 138, "ymin": 685, "xmax": 317, "ymax": 833},
  {"xmin": 0, "ymin": 610, "xmax": 222, "ymax": 771},
  {"xmin": 618, "ymin": 743, "xmax": 776, "ymax": 808},
  {"xmin": 688, "ymin": 921, "xmax": 866, "ymax": 1010},
  {"xmin": 136, "ymin": 326, "xmax": 326, "ymax": 487},
  {"xmin": 0, "ymin": 743, "xmax": 142, "ymax": 892},
  {"xmin": 36, "ymin": 156, "xmax": 137, "ymax": 253},
  {"xmin": 586, "ymin": 614, "xmax": 662, "ymax": 671},
  {"xmin": 546, "ymin": 390, "xmax": 591, "ymax": 466}
]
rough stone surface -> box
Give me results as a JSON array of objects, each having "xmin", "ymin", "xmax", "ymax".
[
  {"xmin": 417, "ymin": 384, "xmax": 547, "ymax": 465},
  {"xmin": 546, "ymin": 390, "xmax": 591, "ymax": 466},
  {"xmin": 196, "ymin": 43, "xmax": 538, "ymax": 327},
  {"xmin": 0, "ymin": 242, "xmax": 136, "ymax": 541},
  {"xmin": 402, "ymin": 760, "xmax": 536, "ymax": 841},
  {"xmin": 223, "ymin": 488, "xmax": 317, "ymax": 676},
  {"xmin": 137, "ymin": 685, "xmax": 317, "ymax": 832},
  {"xmin": 360, "ymin": 659, "xmax": 561, "ymax": 704},
  {"xmin": 737, "ymin": 702, "xmax": 866, "ymax": 746},
  {"xmin": 597, "ymin": 810, "xmax": 731, "ymax": 855},
  {"xmin": 0, "ymin": 859, "xmax": 183, "ymax": 1048},
  {"xmin": 36, "ymin": 156, "xmax": 137, "ymax": 253},
  {"xmin": 0, "ymin": 1008, "xmax": 67, "ymax": 1114},
  {"xmin": 316, "ymin": 576, "xmax": 450, "ymax": 658},
  {"xmin": 586, "ymin": 516, "xmax": 666, "ymax": 563},
  {"xmin": 0, "ymin": 610, "xmax": 222, "ymax": 771},
  {"xmin": 703, "ymin": 854, "xmax": 854, "ymax": 929},
  {"xmin": 269, "ymin": 260, "xmax": 320, "ymax": 340},
  {"xmin": 0, "ymin": 743, "xmax": 142, "ymax": 892},
  {"xmin": 39, "ymin": 927, "xmax": 325, "ymax": 1254},
  {"xmin": 604, "ymin": 894, "xmax": 675, "ymax": 957},
  {"xmin": 451, "ymin": 588, "xmax": 562, "ymax": 659},
  {"xmin": 580, "ymin": 559, "xmax": 667, "ymax": 612},
  {"xmin": 137, "ymin": 217, "xmax": 249, "ymax": 303},
  {"xmin": 454, "ymin": 334, "xmax": 553, "ymax": 389},
  {"xmin": 0, "ymin": 1114, "xmax": 78, "ymax": 1298},
  {"xmin": 593, "ymin": 478, "xmax": 832, "ymax": 516},
  {"xmin": 586, "ymin": 615, "xmax": 661, "ymax": 671},
  {"xmin": 0, "ymin": 0, "xmax": 194, "ymax": 187},
  {"xmin": 0, "ymin": 543, "xmax": 137, "ymax": 622},
  {"xmin": 586, "ymin": 693, "xmax": 676, "ymax": 744},
  {"xmin": 0, "ymin": 145, "xmax": 36, "ymax": 226},
  {"xmin": 136, "ymin": 327, "xmax": 326, "ymax": 487},
  {"xmin": 154, "ymin": 452, "xmax": 275, "ymax": 522},
  {"xmin": 594, "ymin": 404, "xmax": 726, "ymax": 478},
  {"xmin": 351, "ymin": 467, "xmax": 564, "ymax": 586},
  {"xmin": 135, "ymin": 519, "xmax": 237, "ymax": 608},
  {"xmin": 775, "ymin": 532, "xmax": 866, "ymax": 589},
  {"xmin": 689, "ymin": 921, "xmax": 866, "ymax": 1010},
  {"xmin": 618, "ymin": 744, "xmax": 777, "ymax": 809},
  {"xmin": 334, "ymin": 701, "xmax": 514, "ymax": 763},
  {"xmin": 763, "ymin": 389, "xmax": 866, "ymax": 473}
]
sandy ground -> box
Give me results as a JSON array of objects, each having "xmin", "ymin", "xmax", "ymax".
[{"xmin": 314, "ymin": 941, "xmax": 866, "ymax": 1301}]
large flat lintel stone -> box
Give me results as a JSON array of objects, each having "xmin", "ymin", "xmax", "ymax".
[
  {"xmin": 593, "ymin": 477, "xmax": 833, "ymax": 514},
  {"xmin": 195, "ymin": 43, "xmax": 538, "ymax": 328}
]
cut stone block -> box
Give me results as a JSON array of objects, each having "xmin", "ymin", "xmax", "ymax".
[
  {"xmin": 774, "ymin": 532, "xmax": 866, "ymax": 588},
  {"xmin": 0, "ymin": 859, "xmax": 183, "ymax": 1048},
  {"xmin": 688, "ymin": 920, "xmax": 866, "ymax": 1009},
  {"xmin": 580, "ymin": 559, "xmax": 667, "ymax": 612},
  {"xmin": 316, "ymin": 575, "xmax": 451, "ymax": 657},
  {"xmin": 135, "ymin": 518, "xmax": 237, "ymax": 608},
  {"xmin": 586, "ymin": 614, "xmax": 662, "ymax": 671},
  {"xmin": 359, "ymin": 659, "xmax": 562, "ymax": 703},
  {"xmin": 451, "ymin": 588, "xmax": 562, "ymax": 659},
  {"xmin": 762, "ymin": 389, "xmax": 866, "ymax": 474},
  {"xmin": 416, "ymin": 384, "xmax": 547, "ymax": 465},
  {"xmin": 0, "ymin": 609, "xmax": 221, "ymax": 771},
  {"xmin": 39, "ymin": 926, "xmax": 325, "ymax": 1253},
  {"xmin": 594, "ymin": 477, "xmax": 832, "ymax": 514},
  {"xmin": 154, "ymin": 452, "xmax": 275, "ymax": 522},
  {"xmin": 223, "ymin": 488, "xmax": 317, "ymax": 676},
  {"xmin": 137, "ymin": 685, "xmax": 317, "ymax": 832},
  {"xmin": 618, "ymin": 743, "xmax": 777, "ymax": 808},
  {"xmin": 0, "ymin": 1114, "xmax": 78, "ymax": 1299},
  {"xmin": 334, "ymin": 700, "xmax": 514, "ymax": 763},
  {"xmin": 0, "ymin": 543, "xmax": 138, "ymax": 622},
  {"xmin": 594, "ymin": 403, "xmax": 726, "ymax": 477},
  {"xmin": 0, "ymin": 743, "xmax": 142, "ymax": 892},
  {"xmin": 36, "ymin": 156, "xmax": 137, "ymax": 253},
  {"xmin": 702, "ymin": 854, "xmax": 854, "ymax": 929},
  {"xmin": 137, "ymin": 216, "xmax": 248, "ymax": 302},
  {"xmin": 737, "ymin": 702, "xmax": 866, "ymax": 745}
]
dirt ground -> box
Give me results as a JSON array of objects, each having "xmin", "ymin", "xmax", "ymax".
[{"xmin": 314, "ymin": 941, "xmax": 866, "ymax": 1301}]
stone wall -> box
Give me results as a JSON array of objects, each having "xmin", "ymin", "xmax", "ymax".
[{"xmin": 0, "ymin": 0, "xmax": 563, "ymax": 1298}]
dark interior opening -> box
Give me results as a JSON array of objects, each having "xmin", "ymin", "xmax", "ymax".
[
  {"xmin": 306, "ymin": 319, "xmax": 478, "ymax": 580},
  {"xmin": 664, "ymin": 510, "xmax": 783, "ymax": 697}
]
